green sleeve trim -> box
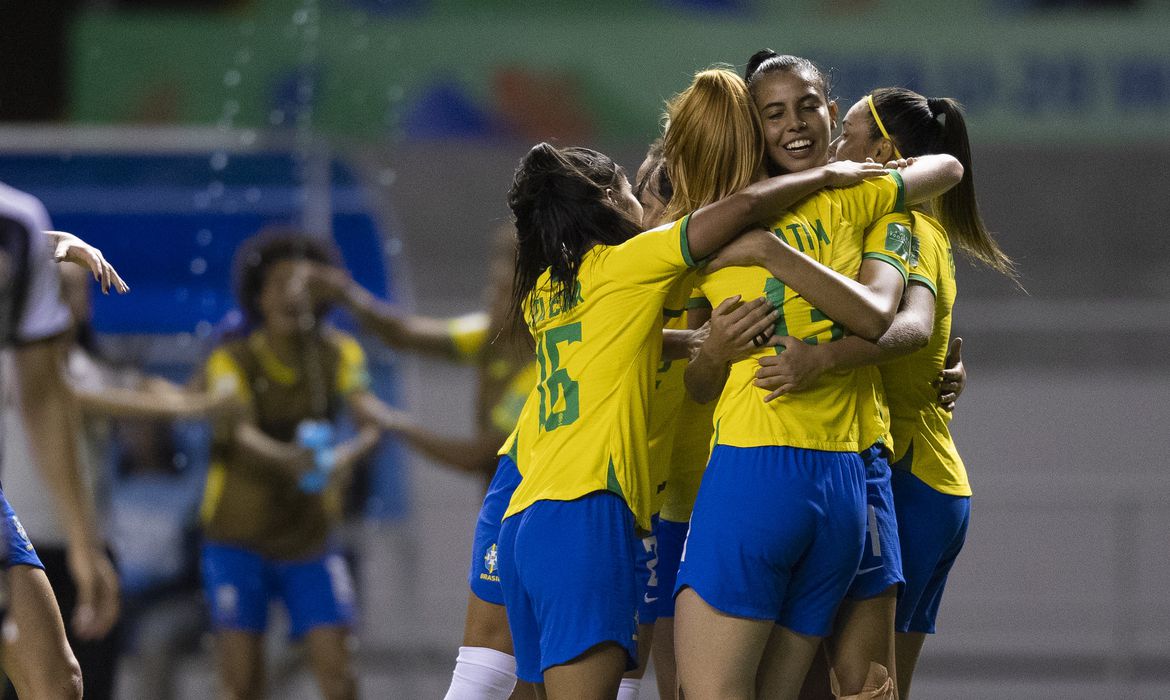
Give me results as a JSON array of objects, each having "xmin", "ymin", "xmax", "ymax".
[
  {"xmin": 679, "ymin": 213, "xmax": 697, "ymax": 267},
  {"xmin": 863, "ymin": 252, "xmax": 909, "ymax": 284},
  {"xmin": 662, "ymin": 307, "xmax": 686, "ymax": 319},
  {"xmin": 685, "ymin": 296, "xmax": 712, "ymax": 310},
  {"xmin": 908, "ymin": 273, "xmax": 938, "ymax": 296},
  {"xmin": 889, "ymin": 170, "xmax": 906, "ymax": 214}
]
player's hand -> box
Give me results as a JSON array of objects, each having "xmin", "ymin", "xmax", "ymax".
[
  {"xmin": 698, "ymin": 295, "xmax": 780, "ymax": 365},
  {"xmin": 936, "ymin": 336, "xmax": 966, "ymax": 412},
  {"xmin": 754, "ymin": 336, "xmax": 828, "ymax": 401},
  {"xmin": 66, "ymin": 544, "xmax": 121, "ymax": 640},
  {"xmin": 706, "ymin": 229, "xmax": 783, "ymax": 273},
  {"xmin": 877, "ymin": 156, "xmax": 918, "ymax": 170},
  {"xmin": 48, "ymin": 231, "xmax": 130, "ymax": 295},
  {"xmin": 822, "ymin": 159, "xmax": 887, "ymax": 187},
  {"xmin": 303, "ymin": 263, "xmax": 356, "ymax": 305}
]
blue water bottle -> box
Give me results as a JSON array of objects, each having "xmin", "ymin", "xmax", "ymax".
[{"xmin": 296, "ymin": 420, "xmax": 336, "ymax": 494}]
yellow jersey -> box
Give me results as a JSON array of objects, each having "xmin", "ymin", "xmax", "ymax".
[
  {"xmin": 696, "ymin": 172, "xmax": 906, "ymax": 452},
  {"xmin": 505, "ymin": 216, "xmax": 698, "ymax": 530},
  {"xmin": 828, "ymin": 212, "xmax": 913, "ymax": 453},
  {"xmin": 659, "ymin": 291, "xmax": 717, "ymax": 523},
  {"xmin": 879, "ymin": 212, "xmax": 970, "ymax": 496}
]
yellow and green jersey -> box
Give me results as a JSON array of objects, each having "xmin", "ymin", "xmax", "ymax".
[
  {"xmin": 879, "ymin": 212, "xmax": 970, "ymax": 496},
  {"xmin": 505, "ymin": 216, "xmax": 698, "ymax": 530},
  {"xmin": 829, "ymin": 211, "xmax": 913, "ymax": 453},
  {"xmin": 659, "ymin": 291, "xmax": 717, "ymax": 523},
  {"xmin": 696, "ymin": 173, "xmax": 906, "ymax": 452},
  {"xmin": 645, "ymin": 273, "xmax": 699, "ymax": 515},
  {"xmin": 200, "ymin": 329, "xmax": 369, "ymax": 559}
]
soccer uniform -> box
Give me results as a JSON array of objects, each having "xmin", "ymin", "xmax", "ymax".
[
  {"xmin": 676, "ymin": 173, "xmax": 905, "ymax": 636},
  {"xmin": 498, "ymin": 217, "xmax": 698, "ymax": 682},
  {"xmin": 879, "ymin": 212, "xmax": 971, "ymax": 634},
  {"xmin": 636, "ymin": 275, "xmax": 699, "ymax": 625},
  {"xmin": 199, "ymin": 329, "xmax": 369, "ymax": 638},
  {"xmin": 0, "ymin": 183, "xmax": 73, "ymax": 573},
  {"xmin": 831, "ymin": 213, "xmax": 914, "ymax": 600},
  {"xmin": 650, "ymin": 291, "xmax": 717, "ymax": 621}
]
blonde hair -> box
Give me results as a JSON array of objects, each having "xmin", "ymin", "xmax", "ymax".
[{"xmin": 663, "ymin": 67, "xmax": 763, "ymax": 223}]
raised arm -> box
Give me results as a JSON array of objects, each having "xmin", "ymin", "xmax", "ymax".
[
  {"xmin": 305, "ymin": 264, "xmax": 471, "ymax": 360},
  {"xmin": 895, "ymin": 154, "xmax": 964, "ymax": 206},
  {"xmin": 684, "ymin": 161, "xmax": 885, "ymax": 262}
]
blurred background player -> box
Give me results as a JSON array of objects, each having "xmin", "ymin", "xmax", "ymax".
[{"xmin": 198, "ymin": 229, "xmax": 382, "ymax": 700}]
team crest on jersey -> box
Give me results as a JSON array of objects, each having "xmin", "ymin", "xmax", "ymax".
[
  {"xmin": 10, "ymin": 516, "xmax": 32, "ymax": 551},
  {"xmin": 484, "ymin": 543, "xmax": 498, "ymax": 575},
  {"xmin": 885, "ymin": 223, "xmax": 912, "ymax": 263}
]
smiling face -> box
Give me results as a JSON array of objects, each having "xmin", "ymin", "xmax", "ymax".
[{"xmin": 752, "ymin": 68, "xmax": 837, "ymax": 174}]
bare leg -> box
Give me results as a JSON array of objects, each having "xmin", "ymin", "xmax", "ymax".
[
  {"xmin": 652, "ymin": 617, "xmax": 679, "ymax": 699},
  {"xmin": 827, "ymin": 587, "xmax": 897, "ymax": 697},
  {"xmin": 755, "ymin": 624, "xmax": 822, "ymax": 700},
  {"xmin": 0, "ymin": 566, "xmax": 83, "ymax": 700},
  {"xmin": 304, "ymin": 626, "xmax": 358, "ymax": 700},
  {"xmin": 213, "ymin": 630, "xmax": 266, "ymax": 700},
  {"xmin": 798, "ymin": 643, "xmax": 834, "ymax": 700},
  {"xmin": 542, "ymin": 641, "xmax": 627, "ymax": 700},
  {"xmin": 675, "ymin": 588, "xmax": 772, "ymax": 700},
  {"xmin": 893, "ymin": 633, "xmax": 925, "ymax": 700},
  {"xmin": 625, "ymin": 622, "xmax": 654, "ymax": 678}
]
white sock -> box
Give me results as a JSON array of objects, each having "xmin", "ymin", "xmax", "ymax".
[
  {"xmin": 443, "ymin": 646, "xmax": 518, "ymax": 700},
  {"xmin": 617, "ymin": 677, "xmax": 642, "ymax": 700}
]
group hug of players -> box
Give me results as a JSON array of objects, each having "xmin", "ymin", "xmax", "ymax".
[{"xmin": 425, "ymin": 50, "xmax": 1018, "ymax": 700}]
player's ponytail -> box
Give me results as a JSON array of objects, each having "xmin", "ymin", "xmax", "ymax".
[
  {"xmin": 506, "ymin": 143, "xmax": 641, "ymax": 330},
  {"xmin": 744, "ymin": 49, "xmax": 780, "ymax": 83},
  {"xmin": 870, "ymin": 88, "xmax": 1018, "ymax": 282},
  {"xmin": 663, "ymin": 67, "xmax": 762, "ymax": 223}
]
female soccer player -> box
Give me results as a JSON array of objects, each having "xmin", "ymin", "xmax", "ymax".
[
  {"xmin": 497, "ymin": 91, "xmax": 889, "ymax": 696},
  {"xmin": 754, "ymin": 87, "xmax": 1014, "ymax": 700},
  {"xmin": 735, "ymin": 51, "xmax": 929, "ymax": 700},
  {"xmin": 199, "ymin": 230, "xmax": 382, "ymax": 700},
  {"xmin": 670, "ymin": 67, "xmax": 962, "ymax": 700}
]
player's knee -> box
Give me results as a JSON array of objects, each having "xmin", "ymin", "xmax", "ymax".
[
  {"xmin": 834, "ymin": 662, "xmax": 894, "ymax": 700},
  {"xmin": 48, "ymin": 654, "xmax": 84, "ymax": 700}
]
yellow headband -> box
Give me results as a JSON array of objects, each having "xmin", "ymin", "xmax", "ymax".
[{"xmin": 866, "ymin": 94, "xmax": 903, "ymax": 160}]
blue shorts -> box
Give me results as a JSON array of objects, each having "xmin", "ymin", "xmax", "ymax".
[
  {"xmin": 0, "ymin": 484, "xmax": 43, "ymax": 570},
  {"xmin": 675, "ymin": 445, "xmax": 866, "ymax": 637},
  {"xmin": 201, "ymin": 542, "xmax": 355, "ymax": 639},
  {"xmin": 847, "ymin": 444, "xmax": 905, "ymax": 600},
  {"xmin": 653, "ymin": 517, "xmax": 688, "ymax": 619},
  {"xmin": 497, "ymin": 491, "xmax": 639, "ymax": 683},
  {"xmin": 635, "ymin": 514, "xmax": 661, "ymax": 625},
  {"xmin": 468, "ymin": 455, "xmax": 523, "ymax": 606},
  {"xmin": 891, "ymin": 467, "xmax": 970, "ymax": 634}
]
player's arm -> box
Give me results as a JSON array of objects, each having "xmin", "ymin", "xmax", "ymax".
[
  {"xmin": 706, "ymin": 232, "xmax": 905, "ymax": 341},
  {"xmin": 323, "ymin": 390, "xmax": 384, "ymax": 493},
  {"xmin": 754, "ymin": 282, "xmax": 936, "ymax": 400},
  {"xmin": 683, "ymin": 295, "xmax": 779, "ymax": 404},
  {"xmin": 350, "ymin": 391, "xmax": 504, "ymax": 477},
  {"xmin": 892, "ymin": 154, "xmax": 964, "ymax": 205},
  {"xmin": 684, "ymin": 161, "xmax": 887, "ymax": 261},
  {"xmin": 43, "ymin": 230, "xmax": 129, "ymax": 295},
  {"xmin": 72, "ymin": 376, "xmax": 238, "ymax": 420},
  {"xmin": 305, "ymin": 264, "xmax": 465, "ymax": 360},
  {"xmin": 662, "ymin": 328, "xmax": 706, "ymax": 362},
  {"xmin": 13, "ymin": 333, "xmax": 120, "ymax": 640}
]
